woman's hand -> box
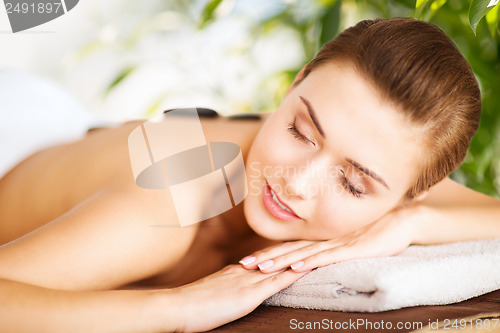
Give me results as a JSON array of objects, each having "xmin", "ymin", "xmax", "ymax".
[
  {"xmin": 165, "ymin": 264, "xmax": 310, "ymax": 332},
  {"xmin": 239, "ymin": 204, "xmax": 423, "ymax": 274}
]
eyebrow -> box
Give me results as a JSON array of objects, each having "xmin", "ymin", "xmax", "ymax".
[
  {"xmin": 298, "ymin": 95, "xmax": 389, "ymax": 191},
  {"xmin": 347, "ymin": 159, "xmax": 390, "ymax": 190},
  {"xmin": 299, "ymin": 96, "xmax": 325, "ymax": 138}
]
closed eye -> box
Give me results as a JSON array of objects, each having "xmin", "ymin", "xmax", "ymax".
[
  {"xmin": 288, "ymin": 119, "xmax": 364, "ymax": 198},
  {"xmin": 340, "ymin": 169, "xmax": 365, "ymax": 198},
  {"xmin": 287, "ymin": 120, "xmax": 313, "ymax": 145}
]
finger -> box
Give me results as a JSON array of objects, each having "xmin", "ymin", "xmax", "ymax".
[
  {"xmin": 253, "ymin": 268, "xmax": 311, "ymax": 299},
  {"xmin": 239, "ymin": 240, "xmax": 316, "ymax": 270},
  {"xmin": 291, "ymin": 245, "xmax": 362, "ymax": 272},
  {"xmin": 255, "ymin": 241, "xmax": 343, "ymax": 273},
  {"xmin": 193, "ymin": 264, "xmax": 282, "ymax": 290}
]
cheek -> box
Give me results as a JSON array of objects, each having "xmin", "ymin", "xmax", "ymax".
[
  {"xmin": 245, "ymin": 119, "xmax": 289, "ymax": 198},
  {"xmin": 314, "ymin": 198, "xmax": 393, "ymax": 237},
  {"xmin": 250, "ymin": 118, "xmax": 297, "ymax": 169}
]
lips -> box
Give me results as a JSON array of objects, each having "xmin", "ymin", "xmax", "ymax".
[{"xmin": 262, "ymin": 181, "xmax": 301, "ymax": 221}]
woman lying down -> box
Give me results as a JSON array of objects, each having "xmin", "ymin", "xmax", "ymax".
[{"xmin": 1, "ymin": 17, "xmax": 499, "ymax": 332}]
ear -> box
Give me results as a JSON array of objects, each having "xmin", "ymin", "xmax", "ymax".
[{"xmin": 284, "ymin": 66, "xmax": 307, "ymax": 97}]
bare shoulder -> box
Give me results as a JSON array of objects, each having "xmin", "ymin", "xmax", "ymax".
[{"xmin": 422, "ymin": 177, "xmax": 500, "ymax": 206}]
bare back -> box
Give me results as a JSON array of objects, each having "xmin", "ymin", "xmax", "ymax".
[{"xmin": 0, "ymin": 114, "xmax": 273, "ymax": 290}]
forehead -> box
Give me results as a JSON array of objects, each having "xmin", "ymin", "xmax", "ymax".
[{"xmin": 292, "ymin": 62, "xmax": 424, "ymax": 191}]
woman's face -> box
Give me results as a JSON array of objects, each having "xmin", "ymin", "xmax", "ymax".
[{"xmin": 244, "ymin": 61, "xmax": 424, "ymax": 240}]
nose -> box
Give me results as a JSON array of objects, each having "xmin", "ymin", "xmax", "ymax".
[{"xmin": 283, "ymin": 155, "xmax": 331, "ymax": 200}]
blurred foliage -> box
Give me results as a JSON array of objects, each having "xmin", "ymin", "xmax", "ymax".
[{"xmin": 198, "ymin": 0, "xmax": 500, "ymax": 197}]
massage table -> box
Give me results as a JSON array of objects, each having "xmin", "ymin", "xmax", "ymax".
[{"xmin": 211, "ymin": 289, "xmax": 500, "ymax": 332}]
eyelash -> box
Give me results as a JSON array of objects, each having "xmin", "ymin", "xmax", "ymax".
[
  {"xmin": 287, "ymin": 120, "xmax": 364, "ymax": 199},
  {"xmin": 287, "ymin": 121, "xmax": 311, "ymax": 144},
  {"xmin": 340, "ymin": 170, "xmax": 364, "ymax": 198}
]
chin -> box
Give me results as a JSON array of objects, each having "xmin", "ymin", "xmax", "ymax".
[
  {"xmin": 243, "ymin": 196, "xmax": 299, "ymax": 241},
  {"xmin": 243, "ymin": 197, "xmax": 274, "ymax": 239}
]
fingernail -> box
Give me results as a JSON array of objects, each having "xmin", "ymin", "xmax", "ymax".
[
  {"xmin": 239, "ymin": 256, "xmax": 256, "ymax": 265},
  {"xmin": 258, "ymin": 260, "xmax": 274, "ymax": 270},
  {"xmin": 290, "ymin": 261, "xmax": 305, "ymax": 270}
]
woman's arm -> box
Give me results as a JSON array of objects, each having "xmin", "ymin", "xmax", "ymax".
[
  {"xmin": 0, "ymin": 180, "xmax": 186, "ymax": 332},
  {"xmin": 0, "ymin": 278, "xmax": 170, "ymax": 333},
  {"xmin": 422, "ymin": 176, "xmax": 500, "ymax": 206},
  {"xmin": 0, "ymin": 181, "xmax": 197, "ymax": 290},
  {"xmin": 240, "ymin": 177, "xmax": 500, "ymax": 273},
  {"xmin": 414, "ymin": 177, "xmax": 500, "ymax": 243},
  {"xmin": 0, "ymin": 265, "xmax": 308, "ymax": 333},
  {"xmin": 0, "ymin": 179, "xmax": 309, "ymax": 332},
  {"xmin": 0, "ymin": 180, "xmax": 194, "ymax": 331},
  {"xmin": 413, "ymin": 204, "xmax": 500, "ymax": 244}
]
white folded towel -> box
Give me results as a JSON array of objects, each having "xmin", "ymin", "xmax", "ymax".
[{"xmin": 264, "ymin": 239, "xmax": 500, "ymax": 312}]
